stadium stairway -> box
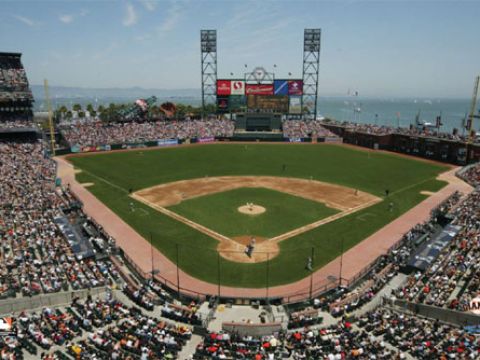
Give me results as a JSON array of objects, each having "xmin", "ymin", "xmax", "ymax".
[
  {"xmin": 177, "ymin": 334, "xmax": 203, "ymax": 360},
  {"xmin": 351, "ymin": 273, "xmax": 408, "ymax": 315}
]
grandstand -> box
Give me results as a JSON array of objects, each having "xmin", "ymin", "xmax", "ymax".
[{"xmin": 0, "ymin": 52, "xmax": 34, "ymax": 129}]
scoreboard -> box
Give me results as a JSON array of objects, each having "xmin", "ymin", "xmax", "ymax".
[
  {"xmin": 216, "ymin": 79, "xmax": 303, "ymax": 114},
  {"xmin": 247, "ymin": 95, "xmax": 288, "ymax": 113}
]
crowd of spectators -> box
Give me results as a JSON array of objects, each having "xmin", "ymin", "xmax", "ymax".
[
  {"xmin": 460, "ymin": 162, "xmax": 480, "ymax": 188},
  {"xmin": 0, "ymin": 54, "xmax": 33, "ymax": 102},
  {"xmin": 321, "ymin": 119, "xmax": 479, "ymax": 143},
  {"xmin": 321, "ymin": 119, "xmax": 396, "ymax": 136},
  {"xmin": 0, "ymin": 294, "xmax": 192, "ymax": 359},
  {"xmin": 60, "ymin": 119, "xmax": 235, "ymax": 147},
  {"xmin": 195, "ymin": 306, "xmax": 480, "ymax": 359},
  {"xmin": 357, "ymin": 308, "xmax": 480, "ymax": 358},
  {"xmin": 282, "ymin": 120, "xmax": 338, "ymax": 139},
  {"xmin": 0, "ymin": 141, "xmax": 118, "ymax": 298},
  {"xmin": 1, "ymin": 115, "xmax": 479, "ymax": 359},
  {"xmin": 393, "ymin": 189, "xmax": 480, "ymax": 311},
  {"xmin": 0, "ymin": 120, "xmax": 36, "ymax": 130}
]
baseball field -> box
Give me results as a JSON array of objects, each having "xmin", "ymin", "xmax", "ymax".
[{"xmin": 68, "ymin": 143, "xmax": 449, "ymax": 288}]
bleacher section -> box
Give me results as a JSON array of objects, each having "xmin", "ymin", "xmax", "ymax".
[{"xmin": 0, "ymin": 52, "xmax": 34, "ymax": 127}]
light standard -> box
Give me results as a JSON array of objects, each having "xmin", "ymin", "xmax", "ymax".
[
  {"xmin": 339, "ymin": 237, "xmax": 344, "ymax": 287},
  {"xmin": 149, "ymin": 232, "xmax": 159, "ymax": 281}
]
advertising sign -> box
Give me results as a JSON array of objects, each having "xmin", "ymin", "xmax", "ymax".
[
  {"xmin": 288, "ymin": 80, "xmax": 303, "ymax": 95},
  {"xmin": 217, "ymin": 80, "xmax": 231, "ymax": 95},
  {"xmin": 467, "ymin": 295, "xmax": 480, "ymax": 315},
  {"xmin": 198, "ymin": 137, "xmax": 215, "ymax": 143},
  {"xmin": 289, "ymin": 96, "xmax": 302, "ymax": 114},
  {"xmin": 245, "ymin": 84, "xmax": 274, "ymax": 96},
  {"xmin": 157, "ymin": 139, "xmax": 178, "ymax": 147},
  {"xmin": 230, "ymin": 80, "xmax": 245, "ymax": 95},
  {"xmin": 217, "ymin": 96, "xmax": 229, "ymax": 112},
  {"xmin": 274, "ymin": 80, "xmax": 289, "ymax": 95}
]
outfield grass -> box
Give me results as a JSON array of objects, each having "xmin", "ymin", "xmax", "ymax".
[
  {"xmin": 69, "ymin": 144, "xmax": 449, "ymax": 287},
  {"xmin": 168, "ymin": 187, "xmax": 339, "ymax": 238}
]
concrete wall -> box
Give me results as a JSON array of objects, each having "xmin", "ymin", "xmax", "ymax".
[
  {"xmin": 222, "ymin": 322, "xmax": 282, "ymax": 336},
  {"xmin": 0, "ymin": 287, "xmax": 107, "ymax": 316},
  {"xmin": 391, "ymin": 299, "xmax": 480, "ymax": 326}
]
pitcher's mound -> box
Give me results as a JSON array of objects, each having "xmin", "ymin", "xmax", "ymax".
[{"xmin": 238, "ymin": 204, "xmax": 266, "ymax": 215}]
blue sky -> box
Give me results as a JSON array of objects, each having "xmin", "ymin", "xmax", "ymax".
[{"xmin": 1, "ymin": 0, "xmax": 479, "ymax": 98}]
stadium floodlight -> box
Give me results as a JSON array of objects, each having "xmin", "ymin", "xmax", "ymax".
[
  {"xmin": 200, "ymin": 30, "xmax": 217, "ymax": 114},
  {"xmin": 302, "ymin": 28, "xmax": 321, "ymax": 119}
]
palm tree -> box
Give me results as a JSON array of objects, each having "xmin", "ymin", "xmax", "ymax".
[{"xmin": 86, "ymin": 103, "xmax": 96, "ymax": 118}]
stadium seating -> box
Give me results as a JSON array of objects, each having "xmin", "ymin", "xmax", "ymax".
[
  {"xmin": 60, "ymin": 119, "xmax": 235, "ymax": 147},
  {"xmin": 0, "ymin": 52, "xmax": 34, "ymax": 126},
  {"xmin": 1, "ymin": 109, "xmax": 480, "ymax": 359},
  {"xmin": 282, "ymin": 119, "xmax": 337, "ymax": 139}
]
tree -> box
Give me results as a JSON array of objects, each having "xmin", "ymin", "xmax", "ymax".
[
  {"xmin": 175, "ymin": 103, "xmax": 187, "ymax": 119},
  {"xmin": 72, "ymin": 104, "xmax": 82, "ymax": 112},
  {"xmin": 86, "ymin": 103, "xmax": 96, "ymax": 118}
]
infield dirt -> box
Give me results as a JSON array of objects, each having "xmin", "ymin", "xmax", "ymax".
[{"xmin": 132, "ymin": 176, "xmax": 381, "ymax": 263}]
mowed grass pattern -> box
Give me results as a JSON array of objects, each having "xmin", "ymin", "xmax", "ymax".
[
  {"xmin": 168, "ymin": 187, "xmax": 339, "ymax": 238},
  {"xmin": 69, "ymin": 144, "xmax": 449, "ymax": 287}
]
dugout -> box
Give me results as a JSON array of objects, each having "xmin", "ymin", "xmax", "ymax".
[{"xmin": 235, "ymin": 113, "xmax": 282, "ymax": 132}]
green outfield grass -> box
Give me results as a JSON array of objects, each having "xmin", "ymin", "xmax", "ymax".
[
  {"xmin": 69, "ymin": 143, "xmax": 449, "ymax": 287},
  {"xmin": 168, "ymin": 187, "xmax": 339, "ymax": 238}
]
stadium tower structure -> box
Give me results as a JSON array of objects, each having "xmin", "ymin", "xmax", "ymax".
[
  {"xmin": 302, "ymin": 29, "xmax": 321, "ymax": 120},
  {"xmin": 200, "ymin": 30, "xmax": 217, "ymax": 114},
  {"xmin": 0, "ymin": 52, "xmax": 34, "ymax": 123},
  {"xmin": 204, "ymin": 29, "xmax": 321, "ymax": 134}
]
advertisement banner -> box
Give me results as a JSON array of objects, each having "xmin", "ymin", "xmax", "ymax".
[
  {"xmin": 274, "ymin": 80, "xmax": 289, "ymax": 95},
  {"xmin": 157, "ymin": 139, "xmax": 178, "ymax": 147},
  {"xmin": 289, "ymin": 96, "xmax": 302, "ymax": 114},
  {"xmin": 217, "ymin": 80, "xmax": 231, "ymax": 95},
  {"xmin": 230, "ymin": 80, "xmax": 245, "ymax": 95},
  {"xmin": 121, "ymin": 143, "xmax": 147, "ymax": 149},
  {"xmin": 245, "ymin": 84, "xmax": 274, "ymax": 96},
  {"xmin": 198, "ymin": 137, "xmax": 215, "ymax": 143},
  {"xmin": 288, "ymin": 80, "xmax": 303, "ymax": 95},
  {"xmin": 217, "ymin": 96, "xmax": 229, "ymax": 113},
  {"xmin": 288, "ymin": 138, "xmax": 303, "ymax": 143}
]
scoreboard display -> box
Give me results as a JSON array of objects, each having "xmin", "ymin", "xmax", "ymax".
[
  {"xmin": 247, "ymin": 95, "xmax": 288, "ymax": 112},
  {"xmin": 216, "ymin": 79, "xmax": 302, "ymax": 114}
]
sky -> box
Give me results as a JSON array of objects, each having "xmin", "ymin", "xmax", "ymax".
[{"xmin": 0, "ymin": 0, "xmax": 479, "ymax": 98}]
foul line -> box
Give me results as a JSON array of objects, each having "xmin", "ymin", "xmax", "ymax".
[
  {"xmin": 131, "ymin": 193, "xmax": 236, "ymax": 245},
  {"xmin": 76, "ymin": 168, "xmax": 129, "ymax": 195},
  {"xmin": 268, "ymin": 198, "xmax": 381, "ymax": 243}
]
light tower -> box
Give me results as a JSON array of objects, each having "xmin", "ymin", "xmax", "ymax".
[
  {"xmin": 200, "ymin": 30, "xmax": 217, "ymax": 115},
  {"xmin": 302, "ymin": 29, "xmax": 321, "ymax": 119}
]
